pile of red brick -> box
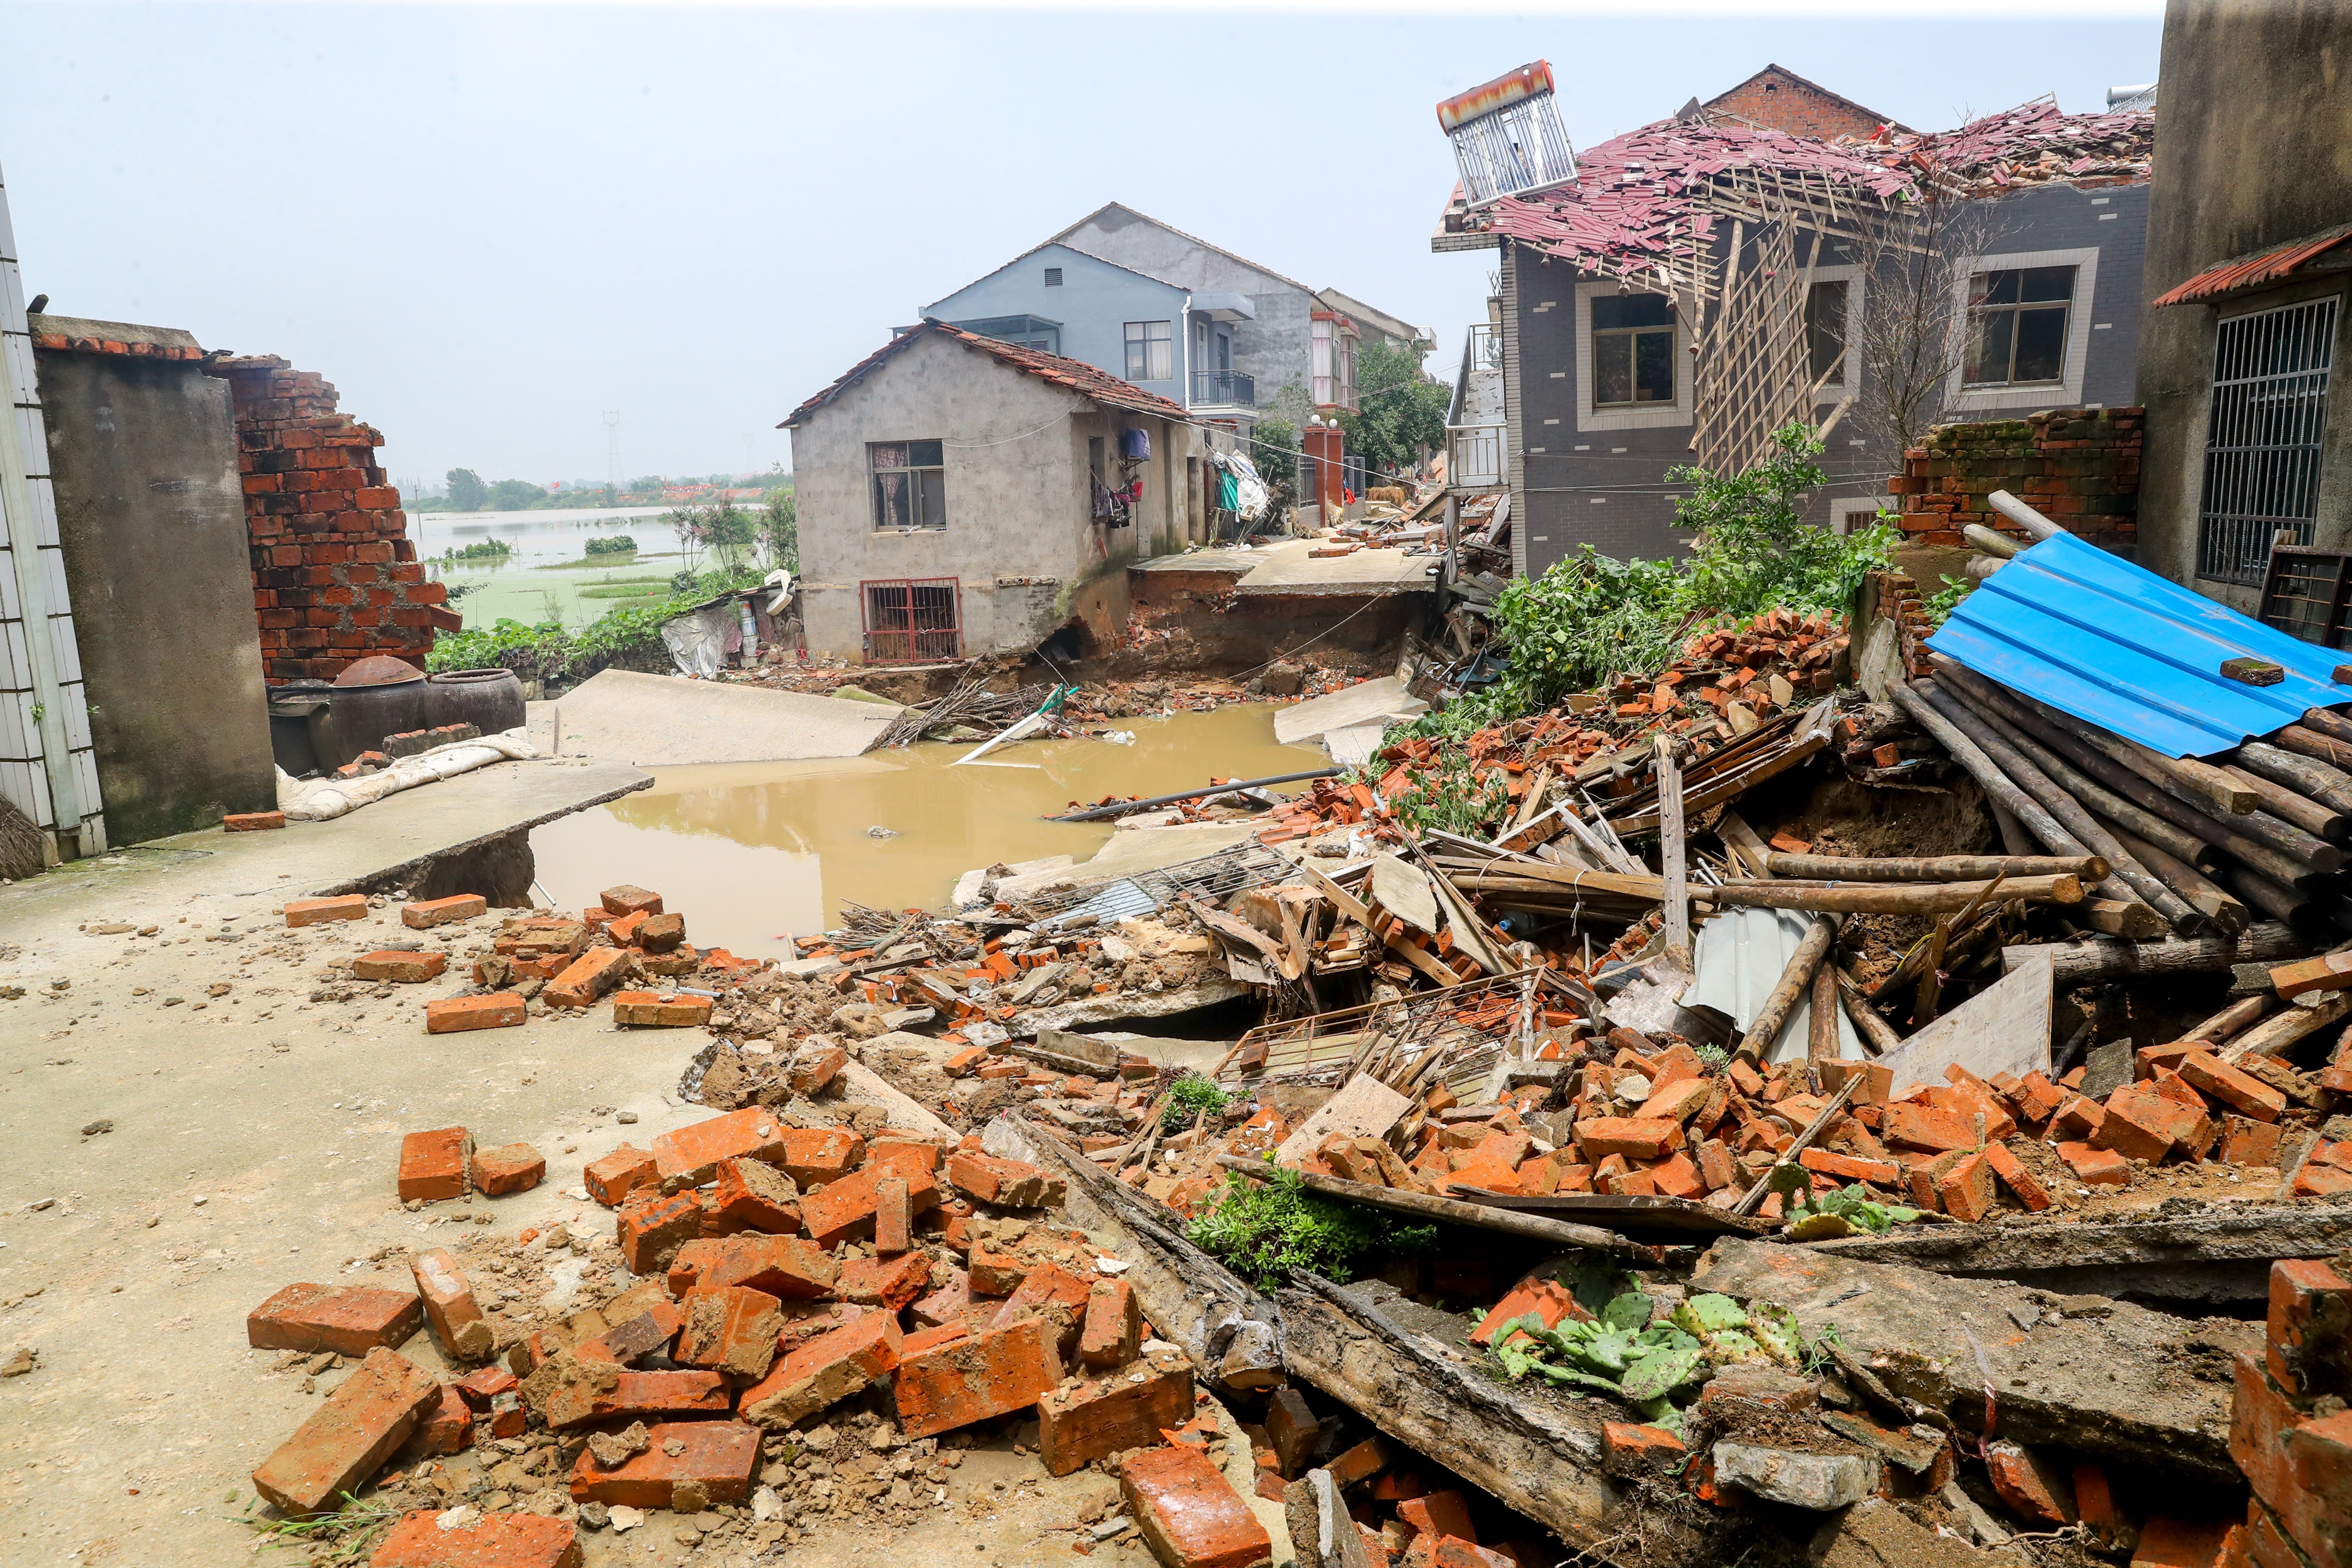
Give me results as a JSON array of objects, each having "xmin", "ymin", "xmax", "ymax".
[
  {"xmin": 242, "ymin": 1095, "xmax": 1291, "ymax": 1564},
  {"xmin": 215, "ymin": 356, "xmax": 456, "ymax": 684},
  {"xmin": 1888, "ymin": 406, "xmax": 2142, "ymax": 552},
  {"xmin": 2223, "ymin": 1255, "xmax": 2351, "ymax": 1568}
]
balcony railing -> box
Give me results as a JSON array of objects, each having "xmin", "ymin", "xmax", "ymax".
[
  {"xmin": 1190, "ymin": 369, "xmax": 1255, "ymax": 408},
  {"xmin": 1449, "ymin": 424, "xmax": 1505, "ymax": 490}
]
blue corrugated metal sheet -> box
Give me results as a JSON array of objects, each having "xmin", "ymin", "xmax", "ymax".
[{"xmin": 1926, "ymin": 531, "xmax": 2349, "ymax": 757}]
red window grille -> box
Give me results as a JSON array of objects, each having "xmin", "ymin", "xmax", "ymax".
[{"xmin": 860, "ymin": 577, "xmax": 962, "ymax": 663}]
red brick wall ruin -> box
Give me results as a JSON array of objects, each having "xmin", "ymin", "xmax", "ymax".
[
  {"xmin": 1888, "ymin": 407, "xmax": 2142, "ymax": 552},
  {"xmin": 216, "ymin": 358, "xmax": 454, "ymax": 683},
  {"xmin": 1702, "ymin": 68, "xmax": 1888, "ymax": 142}
]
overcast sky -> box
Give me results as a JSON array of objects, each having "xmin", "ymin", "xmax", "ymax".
[{"xmin": 1, "ymin": 3, "xmax": 2161, "ymax": 491}]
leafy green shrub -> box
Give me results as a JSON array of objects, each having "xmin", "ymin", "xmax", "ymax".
[
  {"xmin": 584, "ymin": 535, "xmax": 637, "ymax": 555},
  {"xmin": 1487, "ymin": 547, "xmax": 1684, "ymax": 707},
  {"xmin": 1185, "ymin": 1166, "xmax": 1434, "ymax": 1291},
  {"xmin": 424, "ymin": 563, "xmax": 764, "ymax": 683},
  {"xmin": 1923, "ymin": 572, "xmax": 1972, "ymax": 626},
  {"xmin": 1388, "ymin": 754, "xmax": 1512, "ymax": 836},
  {"xmin": 1160, "ymin": 1072, "xmax": 1230, "ymax": 1132}
]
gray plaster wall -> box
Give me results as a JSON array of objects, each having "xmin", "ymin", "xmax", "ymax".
[
  {"xmin": 2136, "ymin": 0, "xmax": 2352, "ymax": 601},
  {"xmin": 1505, "ymin": 179, "xmax": 2150, "ymax": 582},
  {"xmin": 787, "ymin": 331, "xmax": 1196, "ymax": 661},
  {"xmin": 33, "ymin": 349, "xmax": 273, "ymax": 844},
  {"xmin": 925, "ymin": 245, "xmax": 1192, "ymax": 410}
]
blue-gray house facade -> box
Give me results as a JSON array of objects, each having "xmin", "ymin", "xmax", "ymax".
[{"xmin": 924, "ymin": 243, "xmax": 1262, "ymax": 429}]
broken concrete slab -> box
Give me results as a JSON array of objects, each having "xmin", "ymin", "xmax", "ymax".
[
  {"xmin": 992, "ymin": 822, "xmax": 1264, "ymax": 904},
  {"xmin": 1016, "ymin": 976, "xmax": 1251, "ymax": 1035},
  {"xmin": 1367, "ymin": 853, "xmax": 1439, "ymax": 936},
  {"xmin": 831, "ymin": 1059, "xmax": 955, "ymax": 1141},
  {"xmin": 1712, "ymin": 1442, "xmax": 1880, "ymax": 1510},
  {"xmin": 1272, "ymin": 1075, "xmax": 1411, "ymax": 1166},
  {"xmin": 1691, "ymin": 1238, "xmax": 2257, "ymax": 1482},
  {"xmin": 547, "ymin": 670, "xmax": 894, "ymax": 766},
  {"xmin": 1804, "ymin": 1200, "xmax": 2352, "ymax": 1307},
  {"xmin": 1272, "ymin": 676, "xmax": 1427, "ymax": 748}
]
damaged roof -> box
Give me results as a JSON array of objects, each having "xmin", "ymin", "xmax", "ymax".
[
  {"xmin": 2152, "ymin": 223, "xmax": 2352, "ymax": 309},
  {"xmin": 1442, "ymin": 97, "xmax": 2153, "ymax": 280},
  {"xmin": 779, "ymin": 321, "xmax": 1190, "ymax": 430}
]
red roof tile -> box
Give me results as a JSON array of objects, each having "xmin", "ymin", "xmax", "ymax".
[
  {"xmin": 2152, "ymin": 225, "xmax": 2352, "ymax": 309},
  {"xmin": 780, "ymin": 322, "xmax": 1189, "ymax": 429}
]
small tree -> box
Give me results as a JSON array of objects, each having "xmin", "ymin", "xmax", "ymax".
[
  {"xmin": 1844, "ymin": 191, "xmax": 2013, "ymax": 457},
  {"xmin": 1248, "ymin": 414, "xmax": 1298, "ymax": 489},
  {"xmin": 1340, "ymin": 340, "xmax": 1450, "ymax": 482},
  {"xmin": 487, "ymin": 478, "xmax": 543, "ymax": 511},
  {"xmin": 1673, "ymin": 423, "xmax": 1895, "ymax": 622},
  {"xmin": 759, "ymin": 487, "xmax": 798, "ymax": 573},
  {"xmin": 445, "ymin": 468, "xmax": 489, "ymax": 511}
]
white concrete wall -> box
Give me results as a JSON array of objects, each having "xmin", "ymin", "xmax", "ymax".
[{"xmin": 788, "ymin": 331, "xmax": 1195, "ymax": 661}]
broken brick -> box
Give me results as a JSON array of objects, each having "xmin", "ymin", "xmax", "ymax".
[
  {"xmin": 400, "ymin": 894, "xmax": 487, "ymax": 930},
  {"xmin": 2177, "ymin": 1050, "xmax": 2288, "ymax": 1123},
  {"xmin": 839, "ymin": 1252, "xmax": 932, "ymax": 1310},
  {"xmin": 412, "ymin": 1248, "xmax": 494, "ymax": 1363},
  {"xmin": 610, "ymin": 990, "xmax": 713, "ymax": 1027},
  {"xmin": 1797, "ymin": 1147, "xmax": 1901, "ymax": 1187},
  {"xmin": 651, "ymin": 1108, "xmax": 792, "ymax": 1190},
  {"xmin": 789, "ymin": 1040, "xmax": 848, "ymax": 1094},
  {"xmin": 1120, "ymin": 1442, "xmax": 1274, "ymax": 1568},
  {"xmin": 1078, "ymin": 1279, "xmax": 1142, "ymax": 1371},
  {"xmin": 453, "ymin": 1364, "xmax": 518, "ymax": 1410},
  {"xmin": 566, "ymin": 1419, "xmax": 757, "ymax": 1509},
  {"xmin": 664, "ymin": 1235, "xmax": 838, "ymax": 1299},
  {"xmin": 544, "ymin": 946, "xmax": 636, "ymax": 1010},
  {"xmin": 946, "ymin": 1150, "xmax": 1066, "ymax": 1208},
  {"xmin": 2220, "ymin": 1116, "xmax": 2285, "ymax": 1169},
  {"xmin": 2057, "ymin": 1141, "xmax": 2131, "ymax": 1186},
  {"xmin": 583, "ymin": 1145, "xmax": 658, "ymax": 1208},
  {"xmin": 616, "ymin": 1192, "xmax": 705, "ymax": 1275},
  {"xmin": 398, "ymin": 1127, "xmax": 472, "ymax": 1202},
  {"xmin": 777, "ymin": 1126, "xmax": 863, "ymax": 1186},
  {"xmin": 599, "ymin": 884, "xmax": 664, "ymax": 916},
  {"xmin": 368, "ymin": 1509, "xmax": 582, "ymax": 1568},
  {"xmin": 1036, "ymin": 1354, "xmax": 1194, "ymax": 1476},
  {"xmin": 248, "ymin": 1283, "xmax": 423, "ymax": 1357},
  {"xmin": 1982, "ymin": 1143, "xmax": 2053, "ymax": 1211},
  {"xmin": 1881, "ymin": 1104, "xmax": 1979, "ymax": 1155},
  {"xmin": 423, "ymin": 994, "xmax": 526, "ymax": 1034},
  {"xmin": 1572, "ymin": 1116, "xmax": 1684, "ymax": 1161},
  {"xmin": 2130, "ymin": 1517, "xmax": 2238, "ymax": 1568},
  {"xmin": 674, "ymin": 1285, "xmax": 783, "ymax": 1382},
  {"xmin": 470, "ymin": 1143, "xmax": 544, "ymax": 1197},
  {"xmin": 990, "ymin": 1261, "xmax": 1092, "ymax": 1362},
  {"xmin": 894, "ymin": 1315, "xmax": 1061, "ymax": 1438},
  {"xmin": 1601, "ymin": 1421, "xmax": 1687, "ymax": 1479},
  {"xmin": 1986, "ymin": 1440, "xmax": 2077, "ymax": 1527},
  {"xmin": 1326, "ymin": 1435, "xmax": 1391, "ymax": 1488},
  {"xmin": 801, "ymin": 1161, "xmax": 941, "ymax": 1249},
  {"xmin": 223, "ymin": 810, "xmax": 285, "ymax": 832},
  {"xmin": 251, "ymin": 1347, "xmax": 440, "ymax": 1517},
  {"xmin": 354, "ymin": 951, "xmax": 448, "ymax": 983},
  {"xmin": 531, "ymin": 1363, "xmax": 729, "ymax": 1429},
  {"xmin": 709, "ymin": 1157, "xmax": 799, "ymax": 1234},
  {"xmin": 873, "ymin": 1176, "xmax": 912, "ymax": 1255},
  {"xmin": 1399, "ymin": 1490, "xmax": 1477, "ymax": 1542},
  {"xmin": 285, "ymin": 895, "xmax": 368, "ymax": 927},
  {"xmin": 2266, "ymin": 1256, "xmax": 2352, "ymax": 1401},
  {"xmin": 2093, "ymin": 1085, "xmax": 2203, "ymax": 1163},
  {"xmin": 738, "ymin": 1312, "xmax": 902, "ymax": 1429},
  {"xmin": 405, "ymin": 1386, "xmax": 474, "ymax": 1459}
]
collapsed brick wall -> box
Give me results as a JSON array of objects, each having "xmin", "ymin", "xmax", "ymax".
[
  {"xmin": 214, "ymin": 357, "xmax": 454, "ymax": 683},
  {"xmin": 1888, "ymin": 407, "xmax": 2142, "ymax": 551}
]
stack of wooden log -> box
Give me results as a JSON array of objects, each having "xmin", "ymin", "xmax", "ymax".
[{"xmin": 1896, "ymin": 655, "xmax": 2352, "ymax": 943}]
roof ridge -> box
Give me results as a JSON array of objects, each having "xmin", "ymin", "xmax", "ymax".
[{"xmin": 780, "ymin": 320, "xmax": 1188, "ymax": 430}]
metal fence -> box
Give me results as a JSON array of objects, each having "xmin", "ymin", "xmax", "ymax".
[
  {"xmin": 2196, "ymin": 295, "xmax": 2338, "ymax": 586},
  {"xmin": 1189, "ymin": 370, "xmax": 1255, "ymax": 407},
  {"xmin": 860, "ymin": 578, "xmax": 961, "ymax": 663}
]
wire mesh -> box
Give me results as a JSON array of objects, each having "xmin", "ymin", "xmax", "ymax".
[{"xmin": 2196, "ymin": 296, "xmax": 2338, "ymax": 586}]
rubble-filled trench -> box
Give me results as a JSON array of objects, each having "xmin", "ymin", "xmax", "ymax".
[{"xmin": 5, "ymin": 598, "xmax": 2352, "ymax": 1568}]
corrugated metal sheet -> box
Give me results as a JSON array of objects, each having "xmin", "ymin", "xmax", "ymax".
[
  {"xmin": 1684, "ymin": 906, "xmax": 1859, "ymax": 1065},
  {"xmin": 1927, "ymin": 530, "xmax": 2350, "ymax": 757},
  {"xmin": 2150, "ymin": 226, "xmax": 2352, "ymax": 309}
]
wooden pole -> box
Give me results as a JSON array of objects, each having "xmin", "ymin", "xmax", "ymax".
[
  {"xmin": 1701, "ymin": 875, "xmax": 2079, "ymax": 915},
  {"xmin": 2220, "ymin": 863, "xmax": 2317, "ymax": 927},
  {"xmin": 1737, "ymin": 913, "xmax": 1839, "ymax": 1063},
  {"xmin": 2012, "ymin": 921, "xmax": 2305, "ymax": 985},
  {"xmin": 1809, "ymin": 958, "xmax": 1843, "ymax": 1060},
  {"xmin": 1656, "ymin": 735, "xmax": 1690, "ymax": 967},
  {"xmin": 1986, "ymin": 673, "xmax": 2258, "ymax": 817},
  {"xmin": 1211, "ymin": 1156, "xmax": 1653, "ymax": 1260},
  {"xmin": 2103, "ymin": 823, "xmax": 2250, "ymax": 935},
  {"xmin": 1867, "ymin": 903, "xmax": 2008, "ymax": 1000},
  {"xmin": 2220, "ymin": 993, "xmax": 2351, "ymax": 1063},
  {"xmin": 1834, "ymin": 969, "xmax": 1901, "ymax": 1057},
  {"xmin": 1939, "ymin": 665, "xmax": 2337, "ymax": 879},
  {"xmin": 1919, "ymin": 682, "xmax": 2198, "ymax": 931},
  {"xmin": 1761, "ymin": 851, "xmax": 2105, "ymax": 883},
  {"xmin": 2182, "ymin": 993, "xmax": 2274, "ymax": 1045},
  {"xmin": 2297, "ymin": 707, "xmax": 2352, "ymax": 747},
  {"xmin": 1889, "ymin": 681, "xmax": 2093, "ymax": 866},
  {"xmin": 1732, "ymin": 1075, "xmax": 1862, "ymax": 1215},
  {"xmin": 2238, "ymin": 740, "xmax": 2352, "ymax": 817},
  {"xmin": 2077, "ymin": 898, "xmax": 2170, "ymax": 938},
  {"xmin": 2276, "ymin": 721, "xmax": 2352, "ymax": 778},
  {"xmin": 2219, "ymin": 762, "xmax": 2350, "ymax": 843}
]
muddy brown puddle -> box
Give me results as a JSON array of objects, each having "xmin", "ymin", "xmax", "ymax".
[{"xmin": 531, "ymin": 704, "xmax": 1327, "ymax": 957}]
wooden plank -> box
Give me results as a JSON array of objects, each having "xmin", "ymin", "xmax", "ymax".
[
  {"xmin": 1875, "ymin": 947, "xmax": 2053, "ymax": 1092},
  {"xmin": 1656, "ymin": 736, "xmax": 1690, "ymax": 966}
]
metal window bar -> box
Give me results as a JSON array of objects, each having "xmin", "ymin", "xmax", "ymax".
[
  {"xmin": 860, "ymin": 578, "xmax": 961, "ymax": 664},
  {"xmin": 1024, "ymin": 841, "xmax": 1292, "ymax": 927},
  {"xmin": 2196, "ymin": 296, "xmax": 2339, "ymax": 586},
  {"xmin": 1449, "ymin": 96, "xmax": 1578, "ymax": 207}
]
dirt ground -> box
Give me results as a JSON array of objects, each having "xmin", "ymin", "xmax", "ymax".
[{"xmin": 0, "ymin": 852, "xmax": 1256, "ymax": 1566}]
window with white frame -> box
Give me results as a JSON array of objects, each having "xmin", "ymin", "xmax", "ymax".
[
  {"xmin": 1574, "ymin": 281, "xmax": 1691, "ymax": 431},
  {"xmin": 1944, "ymin": 247, "xmax": 2100, "ymax": 411},
  {"xmin": 1592, "ymin": 293, "xmax": 1676, "ymax": 407},
  {"xmin": 1806, "ymin": 267, "xmax": 1862, "ymax": 400},
  {"xmin": 1124, "ymin": 320, "xmax": 1172, "ymax": 382},
  {"xmin": 1967, "ymin": 266, "xmax": 2076, "ymax": 386},
  {"xmin": 870, "ymin": 441, "xmax": 946, "ymax": 532}
]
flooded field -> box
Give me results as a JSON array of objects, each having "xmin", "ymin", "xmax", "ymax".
[
  {"xmin": 411, "ymin": 505, "xmax": 691, "ymax": 629},
  {"xmin": 530, "ymin": 705, "xmax": 1328, "ymax": 955}
]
